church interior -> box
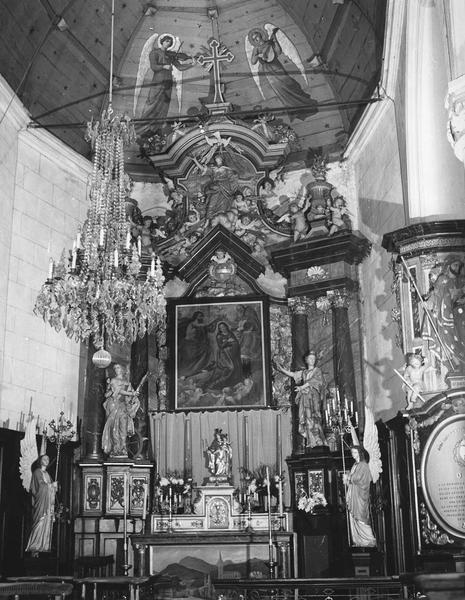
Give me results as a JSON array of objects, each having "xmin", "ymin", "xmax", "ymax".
[{"xmin": 1, "ymin": 1, "xmax": 465, "ymax": 598}]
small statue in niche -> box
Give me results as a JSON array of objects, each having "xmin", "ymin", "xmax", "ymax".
[
  {"xmin": 327, "ymin": 195, "xmax": 351, "ymax": 235},
  {"xmin": 207, "ymin": 428, "xmax": 232, "ymax": 481},
  {"xmin": 402, "ymin": 352, "xmax": 428, "ymax": 409}
]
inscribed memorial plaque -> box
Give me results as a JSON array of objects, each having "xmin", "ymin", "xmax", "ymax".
[{"xmin": 421, "ymin": 414, "xmax": 465, "ymax": 539}]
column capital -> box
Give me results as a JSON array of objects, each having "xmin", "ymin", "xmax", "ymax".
[
  {"xmin": 327, "ymin": 288, "xmax": 353, "ymax": 309},
  {"xmin": 287, "ymin": 297, "xmax": 314, "ymax": 315},
  {"xmin": 446, "ymin": 74, "xmax": 465, "ymax": 164}
]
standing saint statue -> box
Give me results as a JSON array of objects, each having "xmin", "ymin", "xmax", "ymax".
[
  {"xmin": 102, "ymin": 363, "xmax": 140, "ymax": 457},
  {"xmin": 275, "ymin": 350, "xmax": 327, "ymax": 448},
  {"xmin": 207, "ymin": 429, "xmax": 232, "ymax": 480},
  {"xmin": 26, "ymin": 454, "xmax": 57, "ymax": 556}
]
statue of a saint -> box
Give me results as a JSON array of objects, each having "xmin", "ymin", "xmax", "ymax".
[
  {"xmin": 102, "ymin": 363, "xmax": 140, "ymax": 457},
  {"xmin": 275, "ymin": 350, "xmax": 327, "ymax": 448},
  {"xmin": 25, "ymin": 454, "xmax": 57, "ymax": 556},
  {"xmin": 207, "ymin": 429, "xmax": 232, "ymax": 480}
]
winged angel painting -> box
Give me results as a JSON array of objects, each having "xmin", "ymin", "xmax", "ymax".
[
  {"xmin": 245, "ymin": 24, "xmax": 318, "ymax": 119},
  {"xmin": 345, "ymin": 406, "xmax": 382, "ymax": 547},
  {"xmin": 133, "ymin": 33, "xmax": 195, "ymax": 134}
]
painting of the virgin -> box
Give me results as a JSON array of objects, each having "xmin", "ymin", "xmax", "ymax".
[{"xmin": 172, "ymin": 298, "xmax": 270, "ymax": 410}]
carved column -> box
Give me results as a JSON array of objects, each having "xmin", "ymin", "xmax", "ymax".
[
  {"xmin": 329, "ymin": 288, "xmax": 357, "ymax": 404},
  {"xmin": 131, "ymin": 334, "xmax": 149, "ymax": 461},
  {"xmin": 288, "ymin": 298, "xmax": 312, "ymax": 454},
  {"xmin": 82, "ymin": 340, "xmax": 106, "ymax": 460}
]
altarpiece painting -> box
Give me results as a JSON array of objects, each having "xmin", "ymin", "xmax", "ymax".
[{"xmin": 170, "ymin": 297, "xmax": 270, "ymax": 410}]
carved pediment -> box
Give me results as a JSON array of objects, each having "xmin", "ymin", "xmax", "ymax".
[{"xmin": 175, "ymin": 225, "xmax": 265, "ymax": 297}]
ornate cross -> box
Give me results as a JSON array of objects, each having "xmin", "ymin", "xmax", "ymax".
[{"xmin": 197, "ymin": 38, "xmax": 234, "ymax": 104}]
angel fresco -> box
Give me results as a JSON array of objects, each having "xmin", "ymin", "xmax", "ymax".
[
  {"xmin": 245, "ymin": 24, "xmax": 318, "ymax": 120},
  {"xmin": 134, "ymin": 33, "xmax": 195, "ymax": 135}
]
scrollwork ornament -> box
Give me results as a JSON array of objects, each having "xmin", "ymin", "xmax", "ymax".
[
  {"xmin": 405, "ymin": 416, "xmax": 420, "ymax": 455},
  {"xmin": 420, "ymin": 502, "xmax": 454, "ymax": 545}
]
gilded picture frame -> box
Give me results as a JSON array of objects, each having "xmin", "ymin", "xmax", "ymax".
[{"xmin": 169, "ymin": 297, "xmax": 270, "ymax": 410}]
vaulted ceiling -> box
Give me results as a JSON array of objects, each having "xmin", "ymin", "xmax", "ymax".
[{"xmin": 0, "ymin": 0, "xmax": 386, "ymax": 176}]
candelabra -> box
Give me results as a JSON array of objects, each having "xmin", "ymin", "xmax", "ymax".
[
  {"xmin": 33, "ymin": 0, "xmax": 166, "ymax": 365},
  {"xmin": 326, "ymin": 388, "xmax": 357, "ymax": 544},
  {"xmin": 47, "ymin": 411, "xmax": 75, "ymax": 480}
]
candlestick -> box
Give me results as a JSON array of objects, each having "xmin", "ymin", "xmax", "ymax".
[
  {"xmin": 48, "ymin": 258, "xmax": 54, "ymax": 280},
  {"xmin": 266, "ymin": 467, "xmax": 275, "ymax": 579},
  {"xmin": 243, "ymin": 416, "xmax": 249, "ymax": 472}
]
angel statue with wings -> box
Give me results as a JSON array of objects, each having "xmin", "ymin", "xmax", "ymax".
[
  {"xmin": 133, "ymin": 33, "xmax": 195, "ymax": 135},
  {"xmin": 245, "ymin": 24, "xmax": 318, "ymax": 120},
  {"xmin": 343, "ymin": 406, "xmax": 382, "ymax": 548}
]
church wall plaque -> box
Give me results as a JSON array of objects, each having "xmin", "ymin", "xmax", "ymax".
[
  {"xmin": 421, "ymin": 414, "xmax": 465, "ymax": 539},
  {"xmin": 168, "ymin": 297, "xmax": 271, "ymax": 410}
]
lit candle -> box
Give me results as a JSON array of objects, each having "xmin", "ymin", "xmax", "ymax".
[
  {"xmin": 48, "ymin": 258, "xmax": 54, "ymax": 279},
  {"xmin": 114, "ymin": 248, "xmax": 119, "ymax": 268},
  {"xmin": 150, "ymin": 253, "xmax": 155, "ymax": 277},
  {"xmin": 142, "ymin": 482, "xmax": 148, "ymax": 521}
]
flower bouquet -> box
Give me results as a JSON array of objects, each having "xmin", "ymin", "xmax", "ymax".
[
  {"xmin": 297, "ymin": 491, "xmax": 328, "ymax": 514},
  {"xmin": 154, "ymin": 472, "xmax": 193, "ymax": 514}
]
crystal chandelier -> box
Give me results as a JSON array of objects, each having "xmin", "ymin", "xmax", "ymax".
[{"xmin": 34, "ymin": 1, "xmax": 165, "ymax": 361}]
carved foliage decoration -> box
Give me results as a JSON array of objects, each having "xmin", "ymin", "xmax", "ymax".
[{"xmin": 269, "ymin": 304, "xmax": 292, "ymax": 406}]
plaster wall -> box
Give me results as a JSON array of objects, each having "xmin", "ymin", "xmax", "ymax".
[
  {"xmin": 351, "ymin": 99, "xmax": 406, "ymax": 422},
  {"xmin": 0, "ymin": 76, "xmax": 92, "ymax": 431}
]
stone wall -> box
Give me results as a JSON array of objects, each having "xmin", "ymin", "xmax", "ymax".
[{"xmin": 0, "ymin": 76, "xmax": 91, "ymax": 431}]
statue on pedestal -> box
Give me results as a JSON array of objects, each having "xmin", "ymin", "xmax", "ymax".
[
  {"xmin": 102, "ymin": 363, "xmax": 140, "ymax": 457},
  {"xmin": 274, "ymin": 350, "xmax": 327, "ymax": 449},
  {"xmin": 207, "ymin": 429, "xmax": 232, "ymax": 482}
]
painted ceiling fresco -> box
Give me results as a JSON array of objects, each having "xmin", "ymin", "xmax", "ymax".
[{"xmin": 0, "ymin": 0, "xmax": 386, "ymax": 166}]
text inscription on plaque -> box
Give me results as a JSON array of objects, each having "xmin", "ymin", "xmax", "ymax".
[{"xmin": 421, "ymin": 414, "xmax": 465, "ymax": 539}]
